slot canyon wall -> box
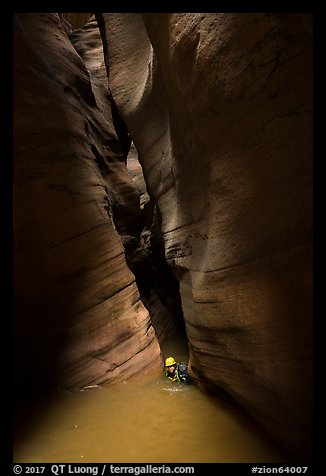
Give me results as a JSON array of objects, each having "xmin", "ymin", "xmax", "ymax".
[
  {"xmin": 97, "ymin": 13, "xmax": 313, "ymax": 459},
  {"xmin": 13, "ymin": 12, "xmax": 313, "ymax": 460},
  {"xmin": 13, "ymin": 13, "xmax": 175, "ymax": 392}
]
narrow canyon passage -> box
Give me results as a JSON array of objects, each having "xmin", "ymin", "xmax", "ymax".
[
  {"xmin": 13, "ymin": 12, "xmax": 313, "ymax": 463},
  {"xmin": 14, "ymin": 333, "xmax": 286, "ymax": 464}
]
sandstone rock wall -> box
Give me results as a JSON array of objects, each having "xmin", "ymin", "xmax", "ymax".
[
  {"xmin": 98, "ymin": 13, "xmax": 313, "ymax": 458},
  {"xmin": 59, "ymin": 13, "xmax": 92, "ymax": 33},
  {"xmin": 70, "ymin": 19, "xmax": 178, "ymax": 343},
  {"xmin": 13, "ymin": 13, "xmax": 164, "ymax": 391}
]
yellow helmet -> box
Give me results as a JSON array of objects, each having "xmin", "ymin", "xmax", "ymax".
[{"xmin": 165, "ymin": 357, "xmax": 176, "ymax": 367}]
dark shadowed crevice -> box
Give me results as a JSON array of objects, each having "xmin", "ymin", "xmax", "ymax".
[
  {"xmin": 111, "ymin": 99, "xmax": 131, "ymax": 160},
  {"xmin": 106, "ymin": 104, "xmax": 185, "ymax": 340},
  {"xmin": 148, "ymin": 207, "xmax": 186, "ymax": 332},
  {"xmin": 115, "ymin": 153, "xmax": 185, "ymax": 339}
]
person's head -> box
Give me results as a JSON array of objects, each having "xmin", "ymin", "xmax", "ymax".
[{"xmin": 165, "ymin": 357, "xmax": 176, "ymax": 374}]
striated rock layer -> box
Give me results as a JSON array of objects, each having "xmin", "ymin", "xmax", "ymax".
[
  {"xmin": 98, "ymin": 13, "xmax": 313, "ymax": 458},
  {"xmin": 13, "ymin": 13, "xmax": 164, "ymax": 391},
  {"xmin": 70, "ymin": 19, "xmax": 178, "ymax": 344}
]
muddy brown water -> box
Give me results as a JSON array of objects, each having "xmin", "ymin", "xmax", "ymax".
[{"xmin": 14, "ymin": 334, "xmax": 287, "ymax": 463}]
